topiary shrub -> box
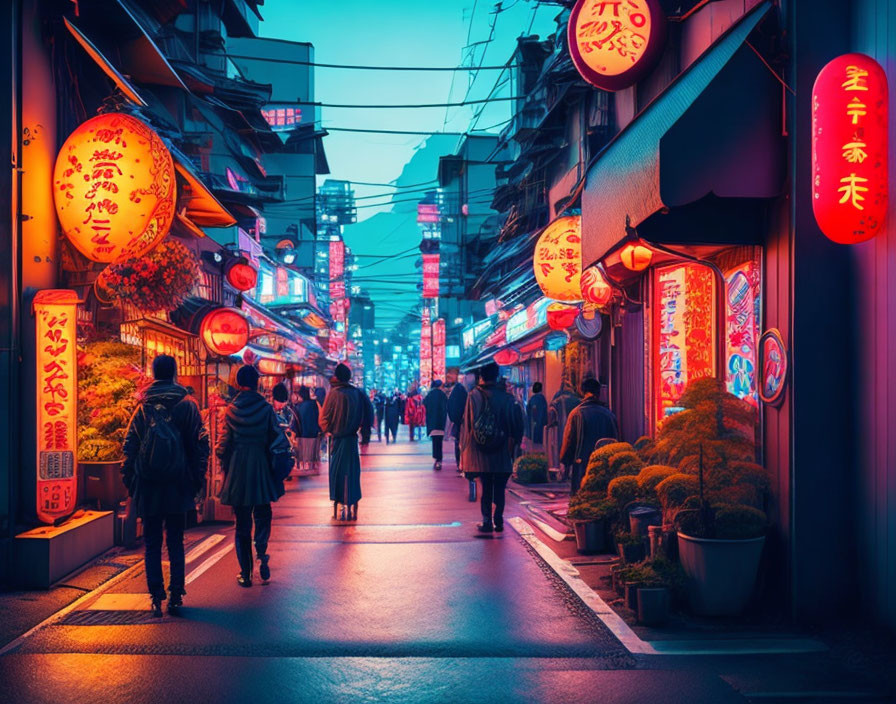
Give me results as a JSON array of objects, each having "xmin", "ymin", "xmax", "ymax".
[
  {"xmin": 676, "ymin": 503, "xmax": 766, "ymax": 540},
  {"xmin": 567, "ymin": 491, "xmax": 617, "ymax": 522},
  {"xmin": 607, "ymin": 476, "xmax": 640, "ymax": 508},
  {"xmin": 655, "ymin": 474, "xmax": 699, "ymax": 510},
  {"xmin": 609, "ymin": 451, "xmax": 644, "ymax": 477},
  {"xmin": 636, "ymin": 465, "xmax": 678, "ymax": 494},
  {"xmin": 513, "ymin": 452, "xmax": 549, "ymax": 484}
]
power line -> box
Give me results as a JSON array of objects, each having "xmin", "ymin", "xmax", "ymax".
[
  {"xmin": 225, "ymin": 52, "xmax": 513, "ymax": 72},
  {"xmin": 305, "ymin": 95, "xmax": 522, "ymax": 109},
  {"xmin": 323, "ymin": 127, "xmax": 467, "ymax": 136}
]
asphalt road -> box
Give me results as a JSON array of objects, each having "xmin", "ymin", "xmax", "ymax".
[{"xmin": 1, "ymin": 438, "xmax": 880, "ymax": 703}]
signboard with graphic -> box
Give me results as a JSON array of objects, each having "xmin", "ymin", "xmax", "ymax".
[
  {"xmin": 724, "ymin": 260, "xmax": 761, "ymax": 407},
  {"xmin": 759, "ymin": 328, "xmax": 788, "ymax": 405}
]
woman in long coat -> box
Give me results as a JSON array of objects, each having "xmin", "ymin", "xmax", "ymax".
[
  {"xmin": 320, "ymin": 363, "xmax": 364, "ymax": 521},
  {"xmin": 217, "ymin": 365, "xmax": 285, "ymax": 587},
  {"xmin": 384, "ymin": 391, "xmax": 401, "ymax": 444}
]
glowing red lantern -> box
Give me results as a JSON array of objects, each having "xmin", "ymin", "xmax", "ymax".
[
  {"xmin": 200, "ymin": 307, "xmax": 249, "ymax": 356},
  {"xmin": 53, "ymin": 113, "xmax": 176, "ymax": 263},
  {"xmin": 225, "ymin": 258, "xmax": 258, "ymax": 292},
  {"xmin": 547, "ymin": 302, "xmax": 579, "ymax": 330},
  {"xmin": 568, "ymin": 0, "xmax": 667, "ymax": 92},
  {"xmin": 533, "ymin": 216, "xmax": 582, "ymax": 302},
  {"xmin": 620, "ymin": 243, "xmax": 653, "ymax": 271},
  {"xmin": 494, "ymin": 348, "xmax": 520, "ymax": 366},
  {"xmin": 580, "ymin": 266, "xmax": 613, "ymax": 306},
  {"xmin": 812, "ymin": 53, "xmax": 888, "ymax": 244}
]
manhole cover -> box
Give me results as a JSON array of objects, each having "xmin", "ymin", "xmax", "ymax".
[{"xmin": 58, "ymin": 610, "xmax": 161, "ymax": 626}]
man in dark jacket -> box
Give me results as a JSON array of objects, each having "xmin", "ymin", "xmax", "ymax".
[
  {"xmin": 447, "ymin": 376, "xmax": 468, "ymax": 473},
  {"xmin": 549, "ymin": 382, "xmax": 582, "ymax": 480},
  {"xmin": 122, "ymin": 355, "xmax": 209, "ymax": 615},
  {"xmin": 460, "ymin": 362, "xmax": 524, "ymax": 533},
  {"xmin": 373, "ymin": 390, "xmax": 386, "ymax": 441},
  {"xmin": 320, "ymin": 363, "xmax": 365, "ymax": 521},
  {"xmin": 423, "ymin": 380, "xmax": 449, "ymax": 470},
  {"xmin": 384, "ymin": 391, "xmax": 401, "ymax": 444},
  {"xmin": 526, "ymin": 382, "xmax": 548, "ymax": 449},
  {"xmin": 560, "ymin": 377, "xmax": 619, "ymax": 495},
  {"xmin": 272, "ymin": 383, "xmax": 299, "ymax": 482},
  {"xmin": 295, "ymin": 386, "xmax": 321, "ymax": 474}
]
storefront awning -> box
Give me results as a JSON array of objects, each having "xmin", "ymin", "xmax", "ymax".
[{"xmin": 581, "ymin": 1, "xmax": 782, "ymax": 266}]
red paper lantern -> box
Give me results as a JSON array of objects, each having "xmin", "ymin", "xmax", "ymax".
[
  {"xmin": 226, "ymin": 258, "xmax": 258, "ymax": 292},
  {"xmin": 620, "ymin": 243, "xmax": 653, "ymax": 271},
  {"xmin": 812, "ymin": 53, "xmax": 888, "ymax": 244},
  {"xmin": 200, "ymin": 307, "xmax": 249, "ymax": 356},
  {"xmin": 580, "ymin": 266, "xmax": 613, "ymax": 306},
  {"xmin": 547, "ymin": 302, "xmax": 579, "ymax": 330},
  {"xmin": 494, "ymin": 348, "xmax": 520, "ymax": 366},
  {"xmin": 533, "ymin": 216, "xmax": 583, "ymax": 302}
]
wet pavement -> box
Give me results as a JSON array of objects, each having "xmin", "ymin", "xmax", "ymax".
[{"xmin": 0, "ymin": 439, "xmax": 889, "ymax": 703}]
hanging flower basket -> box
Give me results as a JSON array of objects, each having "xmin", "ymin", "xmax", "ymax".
[{"xmin": 100, "ymin": 240, "xmax": 200, "ymax": 313}]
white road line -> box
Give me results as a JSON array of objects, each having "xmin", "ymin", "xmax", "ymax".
[
  {"xmin": 185, "ymin": 543, "xmax": 233, "ymax": 585},
  {"xmin": 185, "ymin": 533, "xmax": 226, "ymax": 564}
]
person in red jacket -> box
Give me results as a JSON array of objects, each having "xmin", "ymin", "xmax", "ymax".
[{"xmin": 405, "ymin": 389, "xmax": 423, "ymax": 442}]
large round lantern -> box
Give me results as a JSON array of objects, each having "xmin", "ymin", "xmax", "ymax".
[
  {"xmin": 533, "ymin": 215, "xmax": 583, "ymax": 302},
  {"xmin": 568, "ymin": 0, "xmax": 667, "ymax": 92},
  {"xmin": 200, "ymin": 307, "xmax": 250, "ymax": 356},
  {"xmin": 812, "ymin": 54, "xmax": 888, "ymax": 244},
  {"xmin": 547, "ymin": 302, "xmax": 579, "ymax": 330},
  {"xmin": 225, "ymin": 258, "xmax": 258, "ymax": 292},
  {"xmin": 580, "ymin": 266, "xmax": 613, "ymax": 306},
  {"xmin": 494, "ymin": 348, "xmax": 520, "ymax": 366},
  {"xmin": 53, "ymin": 113, "xmax": 176, "ymax": 263},
  {"xmin": 620, "ymin": 243, "xmax": 653, "ymax": 271}
]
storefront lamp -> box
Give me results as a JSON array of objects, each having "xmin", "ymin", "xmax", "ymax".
[
  {"xmin": 494, "ymin": 348, "xmax": 520, "ymax": 366},
  {"xmin": 225, "ymin": 258, "xmax": 258, "ymax": 292},
  {"xmin": 200, "ymin": 307, "xmax": 249, "ymax": 357},
  {"xmin": 580, "ymin": 266, "xmax": 613, "ymax": 306},
  {"xmin": 547, "ymin": 302, "xmax": 579, "ymax": 330},
  {"xmin": 620, "ymin": 244, "xmax": 653, "ymax": 271},
  {"xmin": 53, "ymin": 113, "xmax": 176, "ymax": 263},
  {"xmin": 533, "ymin": 215, "xmax": 583, "ymax": 302}
]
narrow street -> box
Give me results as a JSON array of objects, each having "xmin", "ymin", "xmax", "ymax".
[{"xmin": 0, "ymin": 439, "xmax": 760, "ymax": 704}]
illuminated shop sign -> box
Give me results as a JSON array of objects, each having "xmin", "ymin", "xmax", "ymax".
[
  {"xmin": 261, "ymin": 104, "xmax": 303, "ymax": 131},
  {"xmin": 34, "ymin": 290, "xmax": 79, "ymax": 524},
  {"xmin": 200, "ymin": 307, "xmax": 250, "ymax": 357},
  {"xmin": 53, "ymin": 113, "xmax": 175, "ymax": 263},
  {"xmin": 462, "ymin": 319, "xmax": 492, "ymax": 351},
  {"xmin": 422, "ymin": 254, "xmax": 440, "ymax": 299},
  {"xmin": 433, "ymin": 318, "xmax": 446, "ymax": 383},
  {"xmin": 724, "ymin": 260, "xmax": 760, "ymax": 407},
  {"xmin": 568, "ymin": 0, "xmax": 667, "ymax": 92},
  {"xmin": 420, "ymin": 309, "xmax": 432, "ymax": 389},
  {"xmin": 506, "ymin": 297, "xmax": 551, "ymax": 343},
  {"xmin": 812, "ymin": 53, "xmax": 888, "ymax": 244}
]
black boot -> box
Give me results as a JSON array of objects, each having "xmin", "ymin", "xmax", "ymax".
[
  {"xmin": 477, "ymin": 519, "xmax": 494, "ymax": 533},
  {"xmin": 150, "ymin": 595, "xmax": 164, "ymax": 617},
  {"xmin": 168, "ymin": 590, "xmax": 184, "ymax": 613},
  {"xmin": 258, "ymin": 554, "xmax": 270, "ymax": 583},
  {"xmin": 235, "ymin": 534, "xmax": 253, "ymax": 587},
  {"xmin": 493, "ymin": 517, "xmax": 504, "ymax": 533},
  {"xmin": 237, "ymin": 573, "xmax": 252, "ymax": 588}
]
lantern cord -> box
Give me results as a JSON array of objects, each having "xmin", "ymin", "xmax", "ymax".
[{"xmin": 745, "ymin": 40, "xmax": 795, "ymax": 96}]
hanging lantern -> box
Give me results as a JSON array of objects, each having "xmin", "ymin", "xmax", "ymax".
[
  {"xmin": 494, "ymin": 348, "xmax": 520, "ymax": 366},
  {"xmin": 53, "ymin": 113, "xmax": 176, "ymax": 263},
  {"xmin": 225, "ymin": 257, "xmax": 258, "ymax": 292},
  {"xmin": 533, "ymin": 215, "xmax": 583, "ymax": 302},
  {"xmin": 200, "ymin": 307, "xmax": 250, "ymax": 356},
  {"xmin": 620, "ymin": 243, "xmax": 653, "ymax": 271},
  {"xmin": 580, "ymin": 266, "xmax": 613, "ymax": 306},
  {"xmin": 544, "ymin": 330, "xmax": 570, "ymax": 351},
  {"xmin": 547, "ymin": 302, "xmax": 579, "ymax": 330},
  {"xmin": 812, "ymin": 53, "xmax": 888, "ymax": 244}
]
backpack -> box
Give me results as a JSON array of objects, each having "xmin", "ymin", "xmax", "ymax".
[
  {"xmin": 137, "ymin": 402, "xmax": 186, "ymax": 484},
  {"xmin": 471, "ymin": 389, "xmax": 507, "ymax": 454},
  {"xmin": 270, "ymin": 427, "xmax": 294, "ymax": 482}
]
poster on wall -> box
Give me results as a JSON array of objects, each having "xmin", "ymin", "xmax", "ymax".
[
  {"xmin": 653, "ymin": 264, "xmax": 716, "ymax": 423},
  {"xmin": 724, "ymin": 260, "xmax": 761, "ymax": 407}
]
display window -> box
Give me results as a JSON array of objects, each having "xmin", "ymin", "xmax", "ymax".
[{"xmin": 723, "ymin": 256, "xmax": 761, "ymax": 407}]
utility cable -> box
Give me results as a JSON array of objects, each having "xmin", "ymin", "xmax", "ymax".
[
  {"xmin": 304, "ymin": 95, "xmax": 522, "ymax": 109},
  {"xmin": 224, "ymin": 52, "xmax": 513, "ymax": 71}
]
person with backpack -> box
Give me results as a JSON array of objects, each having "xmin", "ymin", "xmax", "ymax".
[
  {"xmin": 272, "ymin": 383, "xmax": 299, "ymax": 482},
  {"xmin": 320, "ymin": 363, "xmax": 365, "ymax": 521},
  {"xmin": 217, "ymin": 365, "xmax": 287, "ymax": 588},
  {"xmin": 121, "ymin": 355, "xmax": 209, "ymax": 616},
  {"xmin": 460, "ymin": 361, "xmax": 524, "ymax": 533}
]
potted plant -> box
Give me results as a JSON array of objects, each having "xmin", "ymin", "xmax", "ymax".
[
  {"xmin": 567, "ymin": 491, "xmax": 616, "ymax": 554},
  {"xmin": 616, "ymin": 530, "xmax": 646, "ymax": 564},
  {"xmin": 635, "ymin": 558, "xmax": 682, "ymax": 626},
  {"xmin": 513, "ymin": 452, "xmax": 549, "ymax": 484}
]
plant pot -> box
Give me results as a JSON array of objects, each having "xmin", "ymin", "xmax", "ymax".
[
  {"xmin": 573, "ymin": 519, "xmax": 606, "ymax": 554},
  {"xmin": 624, "ymin": 581, "xmax": 642, "ymax": 610},
  {"xmin": 80, "ymin": 460, "xmax": 127, "ymax": 510},
  {"xmin": 629, "ymin": 506, "xmax": 661, "ymax": 537},
  {"xmin": 637, "ymin": 587, "xmax": 670, "ymax": 626},
  {"xmin": 618, "ymin": 541, "xmax": 646, "ymax": 564},
  {"xmin": 677, "ymin": 532, "xmax": 765, "ymax": 616}
]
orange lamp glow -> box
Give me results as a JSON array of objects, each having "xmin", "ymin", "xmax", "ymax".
[
  {"xmin": 258, "ymin": 358, "xmax": 286, "ymax": 376},
  {"xmin": 494, "ymin": 348, "xmax": 520, "ymax": 366},
  {"xmin": 620, "ymin": 244, "xmax": 653, "ymax": 271},
  {"xmin": 568, "ymin": 0, "xmax": 666, "ymax": 91},
  {"xmin": 580, "ymin": 266, "xmax": 613, "ymax": 306},
  {"xmin": 225, "ymin": 259, "xmax": 258, "ymax": 292},
  {"xmin": 812, "ymin": 54, "xmax": 888, "ymax": 244},
  {"xmin": 53, "ymin": 113, "xmax": 176, "ymax": 263},
  {"xmin": 547, "ymin": 302, "xmax": 579, "ymax": 330},
  {"xmin": 33, "ymin": 290, "xmax": 79, "ymax": 525},
  {"xmin": 533, "ymin": 215, "xmax": 583, "ymax": 302},
  {"xmin": 200, "ymin": 307, "xmax": 249, "ymax": 357}
]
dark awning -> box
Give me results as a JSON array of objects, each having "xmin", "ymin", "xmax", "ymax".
[{"xmin": 581, "ymin": 2, "xmax": 782, "ymax": 266}]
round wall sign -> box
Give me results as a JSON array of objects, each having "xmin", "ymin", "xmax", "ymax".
[
  {"xmin": 568, "ymin": 0, "xmax": 667, "ymax": 92},
  {"xmin": 758, "ymin": 328, "xmax": 788, "ymax": 405},
  {"xmin": 575, "ymin": 311, "xmax": 604, "ymax": 339}
]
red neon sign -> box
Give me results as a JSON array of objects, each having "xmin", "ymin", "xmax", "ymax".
[
  {"xmin": 812, "ymin": 53, "xmax": 888, "ymax": 244},
  {"xmin": 433, "ymin": 318, "xmax": 446, "ymax": 383},
  {"xmin": 422, "ymin": 254, "xmax": 440, "ymax": 299}
]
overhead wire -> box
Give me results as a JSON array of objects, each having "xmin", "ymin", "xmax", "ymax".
[{"xmin": 224, "ymin": 52, "xmax": 513, "ymax": 72}]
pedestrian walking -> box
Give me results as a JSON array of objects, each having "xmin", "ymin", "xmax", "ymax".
[
  {"xmin": 295, "ymin": 386, "xmax": 321, "ymax": 474},
  {"xmin": 460, "ymin": 361, "xmax": 524, "ymax": 533},
  {"xmin": 385, "ymin": 390, "xmax": 401, "ymax": 443},
  {"xmin": 320, "ymin": 363, "xmax": 365, "ymax": 521},
  {"xmin": 405, "ymin": 389, "xmax": 423, "ymax": 441},
  {"xmin": 560, "ymin": 377, "xmax": 619, "ymax": 495},
  {"xmin": 122, "ymin": 354, "xmax": 209, "ymax": 615},
  {"xmin": 423, "ymin": 379, "xmax": 448, "ymax": 470},
  {"xmin": 447, "ymin": 375, "xmax": 468, "ymax": 473},
  {"xmin": 548, "ymin": 382, "xmax": 582, "ymax": 480},
  {"xmin": 217, "ymin": 365, "xmax": 287, "ymax": 588},
  {"xmin": 272, "ymin": 383, "xmax": 299, "ymax": 482},
  {"xmin": 373, "ymin": 390, "xmax": 386, "ymax": 441},
  {"xmin": 526, "ymin": 382, "xmax": 548, "ymax": 450},
  {"xmin": 358, "ymin": 386, "xmax": 375, "ymax": 450}
]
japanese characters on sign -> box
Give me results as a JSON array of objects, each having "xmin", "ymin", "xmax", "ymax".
[
  {"xmin": 420, "ymin": 309, "xmax": 432, "ymax": 389},
  {"xmin": 724, "ymin": 260, "xmax": 761, "ymax": 407},
  {"xmin": 568, "ymin": 0, "xmax": 666, "ymax": 91},
  {"xmin": 33, "ymin": 290, "xmax": 79, "ymax": 525},
  {"xmin": 507, "ymin": 298, "xmax": 551, "ymax": 343},
  {"xmin": 533, "ymin": 215, "xmax": 583, "ymax": 302},
  {"xmin": 329, "ymin": 240, "xmax": 346, "ymax": 328},
  {"xmin": 53, "ymin": 113, "xmax": 176, "ymax": 263},
  {"xmin": 422, "ymin": 254, "xmax": 440, "ymax": 299},
  {"xmin": 812, "ymin": 53, "xmax": 888, "ymax": 244},
  {"xmin": 433, "ymin": 318, "xmax": 446, "ymax": 383}
]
